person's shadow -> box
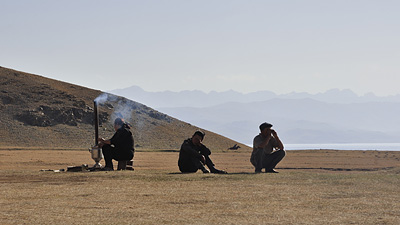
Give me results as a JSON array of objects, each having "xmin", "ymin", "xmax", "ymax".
[{"xmin": 168, "ymin": 172, "xmax": 257, "ymax": 175}]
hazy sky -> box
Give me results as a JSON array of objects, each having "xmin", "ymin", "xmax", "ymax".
[{"xmin": 1, "ymin": 0, "xmax": 399, "ymax": 96}]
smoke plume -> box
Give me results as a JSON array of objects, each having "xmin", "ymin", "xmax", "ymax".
[{"xmin": 94, "ymin": 93, "xmax": 134, "ymax": 125}]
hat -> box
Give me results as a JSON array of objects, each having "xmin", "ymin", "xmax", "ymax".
[
  {"xmin": 193, "ymin": 130, "xmax": 205, "ymax": 140},
  {"xmin": 259, "ymin": 122, "xmax": 273, "ymax": 131},
  {"xmin": 114, "ymin": 118, "xmax": 125, "ymax": 126}
]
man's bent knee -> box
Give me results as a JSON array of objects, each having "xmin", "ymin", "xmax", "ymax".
[{"xmin": 277, "ymin": 149, "xmax": 286, "ymax": 157}]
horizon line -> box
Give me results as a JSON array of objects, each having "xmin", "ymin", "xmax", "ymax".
[{"xmin": 110, "ymin": 85, "xmax": 400, "ymax": 98}]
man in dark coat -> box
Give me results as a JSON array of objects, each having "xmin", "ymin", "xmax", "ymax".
[
  {"xmin": 98, "ymin": 118, "xmax": 134, "ymax": 171},
  {"xmin": 178, "ymin": 130, "xmax": 227, "ymax": 174}
]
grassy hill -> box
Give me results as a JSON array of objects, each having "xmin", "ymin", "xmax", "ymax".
[{"xmin": 0, "ymin": 66, "xmax": 250, "ymax": 151}]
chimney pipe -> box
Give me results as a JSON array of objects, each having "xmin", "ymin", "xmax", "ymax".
[
  {"xmin": 89, "ymin": 99, "xmax": 103, "ymax": 169},
  {"xmin": 94, "ymin": 100, "xmax": 99, "ymax": 146}
]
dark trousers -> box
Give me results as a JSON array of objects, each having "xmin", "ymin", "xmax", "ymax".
[
  {"xmin": 262, "ymin": 149, "xmax": 286, "ymax": 171},
  {"xmin": 102, "ymin": 144, "xmax": 134, "ymax": 169},
  {"xmin": 179, "ymin": 155, "xmax": 215, "ymax": 173}
]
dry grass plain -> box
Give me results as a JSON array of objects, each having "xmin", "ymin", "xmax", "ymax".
[{"xmin": 1, "ymin": 149, "xmax": 400, "ymax": 224}]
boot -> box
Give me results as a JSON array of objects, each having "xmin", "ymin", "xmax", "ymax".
[{"xmin": 210, "ymin": 168, "xmax": 227, "ymax": 174}]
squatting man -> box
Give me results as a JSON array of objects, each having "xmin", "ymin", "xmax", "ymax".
[
  {"xmin": 251, "ymin": 122, "xmax": 285, "ymax": 173},
  {"xmin": 97, "ymin": 118, "xmax": 134, "ymax": 171}
]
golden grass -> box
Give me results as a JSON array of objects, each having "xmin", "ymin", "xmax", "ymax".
[{"xmin": 1, "ymin": 150, "xmax": 399, "ymax": 224}]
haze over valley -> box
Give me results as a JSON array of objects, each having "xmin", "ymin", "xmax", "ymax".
[{"xmin": 111, "ymin": 86, "xmax": 400, "ymax": 145}]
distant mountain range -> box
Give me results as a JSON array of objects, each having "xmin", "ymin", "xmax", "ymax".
[
  {"xmin": 110, "ymin": 85, "xmax": 400, "ymax": 108},
  {"xmin": 110, "ymin": 86, "xmax": 400, "ymax": 144}
]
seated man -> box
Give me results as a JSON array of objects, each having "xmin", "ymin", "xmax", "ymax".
[
  {"xmin": 178, "ymin": 130, "xmax": 227, "ymax": 174},
  {"xmin": 98, "ymin": 118, "xmax": 134, "ymax": 171},
  {"xmin": 251, "ymin": 122, "xmax": 285, "ymax": 173}
]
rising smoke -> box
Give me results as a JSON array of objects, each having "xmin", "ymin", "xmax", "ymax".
[{"xmin": 94, "ymin": 93, "xmax": 135, "ymax": 126}]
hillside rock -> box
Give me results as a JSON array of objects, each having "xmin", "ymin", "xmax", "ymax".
[{"xmin": 15, "ymin": 105, "xmax": 108, "ymax": 127}]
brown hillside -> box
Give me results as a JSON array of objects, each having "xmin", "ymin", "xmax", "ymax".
[{"xmin": 0, "ymin": 66, "xmax": 250, "ymax": 151}]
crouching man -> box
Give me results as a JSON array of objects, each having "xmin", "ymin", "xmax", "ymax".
[
  {"xmin": 178, "ymin": 130, "xmax": 227, "ymax": 174},
  {"xmin": 98, "ymin": 118, "xmax": 134, "ymax": 171},
  {"xmin": 251, "ymin": 122, "xmax": 285, "ymax": 173}
]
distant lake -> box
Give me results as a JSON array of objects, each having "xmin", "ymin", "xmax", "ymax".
[
  {"xmin": 246, "ymin": 143, "xmax": 400, "ymax": 151},
  {"xmin": 285, "ymin": 143, "xmax": 400, "ymax": 151}
]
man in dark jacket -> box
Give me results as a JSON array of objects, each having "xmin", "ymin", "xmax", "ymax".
[
  {"xmin": 98, "ymin": 118, "xmax": 134, "ymax": 171},
  {"xmin": 178, "ymin": 130, "xmax": 227, "ymax": 174}
]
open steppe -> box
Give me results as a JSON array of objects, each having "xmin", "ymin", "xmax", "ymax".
[
  {"xmin": 1, "ymin": 65, "xmax": 399, "ymax": 224},
  {"xmin": 1, "ymin": 149, "xmax": 399, "ymax": 224}
]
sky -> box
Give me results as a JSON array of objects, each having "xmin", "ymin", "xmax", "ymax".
[{"xmin": 1, "ymin": 0, "xmax": 400, "ymax": 96}]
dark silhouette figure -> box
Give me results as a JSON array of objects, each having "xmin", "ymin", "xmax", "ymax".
[
  {"xmin": 98, "ymin": 118, "xmax": 134, "ymax": 171},
  {"xmin": 228, "ymin": 144, "xmax": 241, "ymax": 150},
  {"xmin": 178, "ymin": 130, "xmax": 227, "ymax": 174},
  {"xmin": 250, "ymin": 122, "xmax": 285, "ymax": 173}
]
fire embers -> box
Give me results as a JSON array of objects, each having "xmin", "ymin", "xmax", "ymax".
[{"xmin": 15, "ymin": 105, "xmax": 108, "ymax": 127}]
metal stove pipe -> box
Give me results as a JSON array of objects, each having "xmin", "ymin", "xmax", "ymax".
[
  {"xmin": 94, "ymin": 100, "xmax": 99, "ymax": 146},
  {"xmin": 90, "ymin": 100, "xmax": 103, "ymax": 169}
]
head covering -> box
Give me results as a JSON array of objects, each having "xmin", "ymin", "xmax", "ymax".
[
  {"xmin": 193, "ymin": 130, "xmax": 205, "ymax": 140},
  {"xmin": 114, "ymin": 118, "xmax": 131, "ymax": 129},
  {"xmin": 114, "ymin": 118, "xmax": 125, "ymax": 126},
  {"xmin": 259, "ymin": 122, "xmax": 273, "ymax": 132}
]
